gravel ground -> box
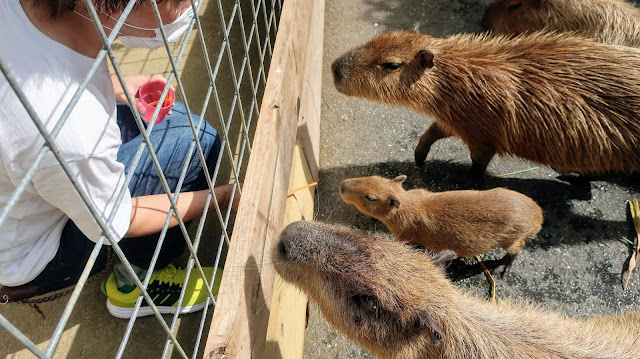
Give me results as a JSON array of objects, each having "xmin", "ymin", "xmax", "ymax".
[{"xmin": 304, "ymin": 0, "xmax": 640, "ymax": 357}]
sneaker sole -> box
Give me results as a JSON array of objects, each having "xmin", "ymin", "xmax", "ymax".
[{"xmin": 106, "ymin": 298, "xmax": 215, "ymax": 319}]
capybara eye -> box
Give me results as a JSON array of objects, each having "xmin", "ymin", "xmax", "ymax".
[
  {"xmin": 365, "ymin": 195, "xmax": 377, "ymax": 202},
  {"xmin": 381, "ymin": 62, "xmax": 402, "ymax": 70},
  {"xmin": 508, "ymin": 2, "xmax": 522, "ymax": 11}
]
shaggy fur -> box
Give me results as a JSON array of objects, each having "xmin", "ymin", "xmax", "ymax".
[
  {"xmin": 331, "ymin": 31, "xmax": 640, "ymax": 180},
  {"xmin": 339, "ymin": 175, "xmax": 542, "ymax": 270},
  {"xmin": 483, "ymin": 0, "xmax": 640, "ymax": 47},
  {"xmin": 273, "ymin": 221, "xmax": 640, "ymax": 359}
]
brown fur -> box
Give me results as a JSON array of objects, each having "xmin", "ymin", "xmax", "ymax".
[
  {"xmin": 331, "ymin": 31, "xmax": 640, "ymax": 179},
  {"xmin": 339, "ymin": 175, "xmax": 542, "ymax": 270},
  {"xmin": 483, "ymin": 0, "xmax": 640, "ymax": 48},
  {"xmin": 273, "ymin": 221, "xmax": 640, "ymax": 359}
]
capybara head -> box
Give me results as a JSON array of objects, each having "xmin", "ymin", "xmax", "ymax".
[
  {"xmin": 340, "ymin": 175, "xmax": 407, "ymax": 219},
  {"xmin": 482, "ymin": 0, "xmax": 549, "ymax": 34},
  {"xmin": 331, "ymin": 31, "xmax": 439, "ymax": 106},
  {"xmin": 273, "ymin": 221, "xmax": 452, "ymax": 357}
]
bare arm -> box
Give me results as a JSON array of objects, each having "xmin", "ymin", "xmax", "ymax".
[{"xmin": 125, "ymin": 185, "xmax": 238, "ymax": 238}]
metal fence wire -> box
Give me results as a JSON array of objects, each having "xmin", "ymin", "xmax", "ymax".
[{"xmin": 0, "ymin": 0, "xmax": 281, "ymax": 357}]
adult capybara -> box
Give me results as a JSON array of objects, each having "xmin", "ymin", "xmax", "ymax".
[
  {"xmin": 483, "ymin": 0, "xmax": 640, "ymax": 48},
  {"xmin": 339, "ymin": 175, "xmax": 543, "ymax": 273},
  {"xmin": 273, "ymin": 221, "xmax": 640, "ymax": 359},
  {"xmin": 331, "ymin": 31, "xmax": 640, "ymax": 182}
]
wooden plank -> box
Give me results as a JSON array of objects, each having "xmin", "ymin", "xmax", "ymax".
[
  {"xmin": 203, "ymin": 0, "xmax": 323, "ymax": 357},
  {"xmin": 296, "ymin": 0, "xmax": 325, "ymax": 181},
  {"xmin": 263, "ymin": 143, "xmax": 315, "ymax": 359},
  {"xmin": 262, "ymin": 2, "xmax": 324, "ymax": 353}
]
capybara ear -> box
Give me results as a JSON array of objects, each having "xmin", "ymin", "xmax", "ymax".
[
  {"xmin": 416, "ymin": 49, "xmax": 435, "ymax": 69},
  {"xmin": 415, "ymin": 311, "xmax": 444, "ymax": 342},
  {"xmin": 393, "ymin": 175, "xmax": 407, "ymax": 184},
  {"xmin": 389, "ymin": 195, "xmax": 401, "ymax": 208}
]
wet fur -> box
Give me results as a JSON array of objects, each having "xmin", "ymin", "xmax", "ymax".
[
  {"xmin": 483, "ymin": 0, "xmax": 640, "ymax": 47},
  {"xmin": 331, "ymin": 31, "xmax": 640, "ymax": 177},
  {"xmin": 273, "ymin": 221, "xmax": 640, "ymax": 359},
  {"xmin": 339, "ymin": 175, "xmax": 543, "ymax": 261}
]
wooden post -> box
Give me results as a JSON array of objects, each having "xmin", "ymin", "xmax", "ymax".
[
  {"xmin": 263, "ymin": 143, "xmax": 316, "ymax": 359},
  {"xmin": 203, "ymin": 0, "xmax": 324, "ymax": 357}
]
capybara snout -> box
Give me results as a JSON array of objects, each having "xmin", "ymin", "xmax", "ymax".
[
  {"xmin": 274, "ymin": 221, "xmax": 363, "ymax": 271},
  {"xmin": 331, "ymin": 52, "xmax": 357, "ymax": 89},
  {"xmin": 275, "ymin": 221, "xmax": 324, "ymax": 264},
  {"xmin": 331, "ymin": 55, "xmax": 349, "ymax": 83}
]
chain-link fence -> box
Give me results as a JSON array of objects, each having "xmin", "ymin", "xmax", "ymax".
[{"xmin": 0, "ymin": 0, "xmax": 281, "ymax": 357}]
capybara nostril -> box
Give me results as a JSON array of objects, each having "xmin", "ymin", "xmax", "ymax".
[
  {"xmin": 332, "ymin": 60, "xmax": 343, "ymax": 82},
  {"xmin": 277, "ymin": 239, "xmax": 288, "ymax": 259},
  {"xmin": 339, "ymin": 180, "xmax": 349, "ymax": 194}
]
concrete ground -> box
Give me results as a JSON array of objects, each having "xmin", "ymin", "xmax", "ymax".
[{"xmin": 305, "ymin": 0, "xmax": 640, "ymax": 358}]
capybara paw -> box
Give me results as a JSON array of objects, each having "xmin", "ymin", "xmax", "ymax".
[
  {"xmin": 557, "ymin": 172, "xmax": 591, "ymax": 184},
  {"xmin": 491, "ymin": 263, "xmax": 511, "ymax": 278},
  {"xmin": 431, "ymin": 250, "xmax": 458, "ymax": 266},
  {"xmin": 414, "ymin": 151, "xmax": 428, "ymax": 167}
]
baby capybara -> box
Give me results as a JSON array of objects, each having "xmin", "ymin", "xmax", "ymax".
[
  {"xmin": 331, "ymin": 31, "xmax": 640, "ymax": 181},
  {"xmin": 339, "ymin": 175, "xmax": 543, "ymax": 273},
  {"xmin": 273, "ymin": 221, "xmax": 640, "ymax": 359},
  {"xmin": 483, "ymin": 0, "xmax": 640, "ymax": 48}
]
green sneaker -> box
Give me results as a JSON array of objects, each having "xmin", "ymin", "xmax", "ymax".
[{"xmin": 104, "ymin": 264, "xmax": 222, "ymax": 319}]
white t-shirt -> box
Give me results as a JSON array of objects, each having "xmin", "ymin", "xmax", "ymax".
[{"xmin": 0, "ymin": 0, "xmax": 132, "ymax": 286}]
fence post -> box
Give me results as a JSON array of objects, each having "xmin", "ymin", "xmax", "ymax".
[{"xmin": 203, "ymin": 0, "xmax": 324, "ymax": 357}]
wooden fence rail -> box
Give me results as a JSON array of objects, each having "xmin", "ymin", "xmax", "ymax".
[{"xmin": 203, "ymin": 0, "xmax": 324, "ymax": 357}]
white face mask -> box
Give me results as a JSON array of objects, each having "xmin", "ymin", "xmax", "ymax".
[
  {"xmin": 74, "ymin": 6, "xmax": 195, "ymax": 50},
  {"xmin": 116, "ymin": 6, "xmax": 195, "ymax": 49}
]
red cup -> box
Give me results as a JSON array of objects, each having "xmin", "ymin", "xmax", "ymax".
[{"xmin": 137, "ymin": 80, "xmax": 175, "ymax": 123}]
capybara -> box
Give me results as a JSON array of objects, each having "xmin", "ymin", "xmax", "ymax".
[
  {"xmin": 331, "ymin": 31, "xmax": 640, "ymax": 181},
  {"xmin": 483, "ymin": 0, "xmax": 640, "ymax": 48},
  {"xmin": 273, "ymin": 221, "xmax": 640, "ymax": 359},
  {"xmin": 339, "ymin": 175, "xmax": 543, "ymax": 272}
]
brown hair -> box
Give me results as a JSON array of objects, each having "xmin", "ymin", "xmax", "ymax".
[
  {"xmin": 26, "ymin": 0, "xmax": 146, "ymax": 18},
  {"xmin": 274, "ymin": 221, "xmax": 640, "ymax": 359},
  {"xmin": 339, "ymin": 175, "xmax": 543, "ymax": 273},
  {"xmin": 331, "ymin": 31, "xmax": 640, "ymax": 178},
  {"xmin": 482, "ymin": 0, "xmax": 640, "ymax": 48}
]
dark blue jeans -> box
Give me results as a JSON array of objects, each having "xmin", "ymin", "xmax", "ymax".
[{"xmin": 26, "ymin": 102, "xmax": 221, "ymax": 294}]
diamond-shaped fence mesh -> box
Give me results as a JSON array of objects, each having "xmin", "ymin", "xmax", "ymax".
[{"xmin": 0, "ymin": 0, "xmax": 281, "ymax": 357}]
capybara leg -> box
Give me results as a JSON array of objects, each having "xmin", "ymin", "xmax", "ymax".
[
  {"xmin": 462, "ymin": 146, "xmax": 495, "ymax": 185},
  {"xmin": 431, "ymin": 250, "xmax": 458, "ymax": 266},
  {"xmin": 414, "ymin": 122, "xmax": 452, "ymax": 166},
  {"xmin": 492, "ymin": 252, "xmax": 518, "ymax": 277}
]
